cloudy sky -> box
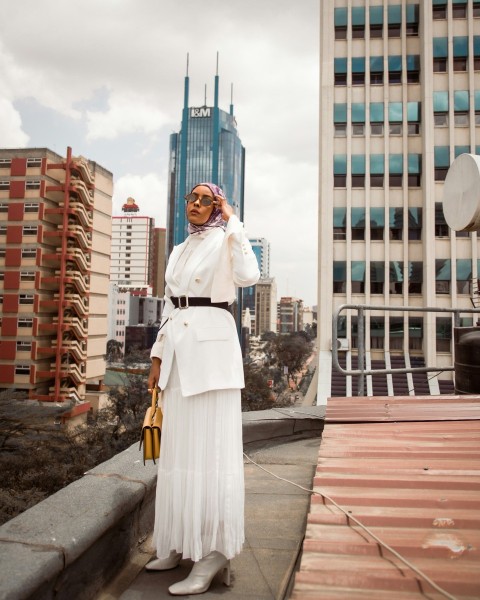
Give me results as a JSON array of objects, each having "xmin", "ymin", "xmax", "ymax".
[{"xmin": 1, "ymin": 0, "xmax": 319, "ymax": 306}]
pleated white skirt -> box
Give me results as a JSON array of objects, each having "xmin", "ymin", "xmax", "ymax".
[{"xmin": 153, "ymin": 358, "xmax": 245, "ymax": 562}]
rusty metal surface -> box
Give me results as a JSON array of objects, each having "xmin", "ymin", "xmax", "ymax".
[{"xmin": 290, "ymin": 396, "xmax": 480, "ymax": 600}]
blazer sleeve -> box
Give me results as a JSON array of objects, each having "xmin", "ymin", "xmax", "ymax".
[{"xmin": 225, "ymin": 215, "xmax": 260, "ymax": 287}]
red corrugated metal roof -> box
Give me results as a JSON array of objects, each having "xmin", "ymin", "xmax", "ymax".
[{"xmin": 291, "ymin": 396, "xmax": 480, "ymax": 600}]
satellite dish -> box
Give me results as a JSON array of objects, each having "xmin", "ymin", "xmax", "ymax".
[{"xmin": 443, "ymin": 153, "xmax": 480, "ymax": 232}]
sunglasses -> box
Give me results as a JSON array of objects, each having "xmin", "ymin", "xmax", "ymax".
[{"xmin": 184, "ymin": 193, "xmax": 217, "ymax": 207}]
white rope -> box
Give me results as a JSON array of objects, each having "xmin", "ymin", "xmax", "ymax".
[{"xmin": 243, "ymin": 452, "xmax": 457, "ymax": 600}]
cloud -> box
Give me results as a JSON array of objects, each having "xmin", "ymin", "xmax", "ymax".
[
  {"xmin": 0, "ymin": 98, "xmax": 29, "ymax": 147},
  {"xmin": 113, "ymin": 173, "xmax": 168, "ymax": 227},
  {"xmin": 86, "ymin": 91, "xmax": 171, "ymax": 141}
]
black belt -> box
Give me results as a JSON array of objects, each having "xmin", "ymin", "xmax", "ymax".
[{"xmin": 170, "ymin": 296, "xmax": 229, "ymax": 311}]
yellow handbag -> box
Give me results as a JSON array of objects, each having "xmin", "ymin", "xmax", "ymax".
[{"xmin": 139, "ymin": 387, "xmax": 163, "ymax": 464}]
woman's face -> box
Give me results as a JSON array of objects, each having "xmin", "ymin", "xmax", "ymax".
[{"xmin": 186, "ymin": 185, "xmax": 215, "ymax": 225}]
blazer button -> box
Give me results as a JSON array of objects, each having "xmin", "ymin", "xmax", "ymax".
[{"xmin": 184, "ymin": 321, "xmax": 189, "ymax": 326}]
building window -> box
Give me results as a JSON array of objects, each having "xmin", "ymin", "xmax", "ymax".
[
  {"xmin": 408, "ymin": 155, "xmax": 422, "ymax": 189},
  {"xmin": 409, "ymin": 262, "xmax": 423, "ymax": 294},
  {"xmin": 371, "ymin": 262, "xmax": 384, "ymax": 294},
  {"xmin": 435, "ymin": 203, "xmax": 449, "ymax": 237},
  {"xmin": 0, "ymin": 226, "xmax": 7, "ymax": 235},
  {"xmin": 19, "ymin": 294, "xmax": 34, "ymax": 304},
  {"xmin": 389, "ymin": 101, "xmax": 403, "ymax": 137},
  {"xmin": 434, "ymin": 113, "xmax": 448, "ymax": 127},
  {"xmin": 334, "ymin": 7, "xmax": 348, "ymax": 40},
  {"xmin": 15, "ymin": 365, "xmax": 30, "ymax": 375},
  {"xmin": 16, "ymin": 341, "xmax": 32, "ymax": 352},
  {"xmin": 388, "ymin": 4, "xmax": 401, "ymax": 38},
  {"xmin": 25, "ymin": 180, "xmax": 40, "ymax": 190},
  {"xmin": 406, "ymin": 55, "xmax": 420, "ymax": 83},
  {"xmin": 408, "ymin": 207, "xmax": 422, "ymax": 239},
  {"xmin": 406, "ymin": 5, "xmax": 419, "ymax": 36},
  {"xmin": 0, "ymin": 203, "xmax": 8, "ymax": 213},
  {"xmin": 0, "ymin": 248, "xmax": 5, "ymax": 258},
  {"xmin": 22, "ymin": 248, "xmax": 36, "ymax": 258},
  {"xmin": 334, "ymin": 123, "xmax": 347, "ymax": 137},
  {"xmin": 371, "ymin": 123, "xmax": 384, "ymax": 136},
  {"xmin": 370, "ymin": 23, "xmax": 383, "ymax": 38},
  {"xmin": 23, "ymin": 225, "xmax": 38, "ymax": 236},
  {"xmin": 434, "ymin": 147, "xmax": 450, "ymax": 182},
  {"xmin": 436, "ymin": 318, "xmax": 452, "ymax": 353},
  {"xmin": 351, "ymin": 7, "xmax": 365, "ymax": 39},
  {"xmin": 333, "ymin": 208, "xmax": 346, "ymax": 240},
  {"xmin": 351, "ymin": 155, "xmax": 366, "ymax": 189},
  {"xmin": 352, "ymin": 123, "xmax": 365, "ymax": 137},
  {"xmin": 433, "ymin": 3, "xmax": 447, "ymax": 19},
  {"xmin": 351, "ymin": 261, "xmax": 365, "ymax": 294},
  {"xmin": 453, "ymin": 36, "xmax": 468, "ymax": 71},
  {"xmin": 370, "ymin": 155, "xmax": 385, "ymax": 189},
  {"xmin": 18, "ymin": 318, "xmax": 33, "ymax": 327},
  {"xmin": 452, "ymin": 2, "xmax": 467, "ymax": 19},
  {"xmin": 20, "ymin": 272, "xmax": 35, "ymax": 281},
  {"xmin": 389, "ymin": 208, "xmax": 403, "ymax": 240},
  {"xmin": 389, "ymin": 154, "xmax": 403, "ymax": 188},
  {"xmin": 457, "ymin": 259, "xmax": 473, "ymax": 294},
  {"xmin": 334, "ymin": 58, "xmax": 347, "ymax": 86},
  {"xmin": 333, "ymin": 261, "xmax": 346, "ymax": 293},
  {"xmin": 369, "ymin": 5, "xmax": 383, "ymax": 37},
  {"xmin": 370, "ymin": 207, "xmax": 384, "ymax": 240},
  {"xmin": 0, "ymin": 181, "xmax": 9, "ymax": 190},
  {"xmin": 27, "ymin": 158, "xmax": 41, "ymax": 167},
  {"xmin": 0, "ymin": 159, "xmax": 11, "ymax": 168},
  {"xmin": 334, "ymin": 155, "xmax": 347, "ymax": 188},
  {"xmin": 352, "ymin": 207, "xmax": 365, "ymax": 239},
  {"xmin": 433, "ymin": 58, "xmax": 447, "ymax": 72},
  {"xmin": 435, "ymin": 259, "xmax": 451, "ymax": 294},
  {"xmin": 24, "ymin": 202, "xmax": 39, "ymax": 213},
  {"xmin": 389, "ymin": 261, "xmax": 403, "ymax": 295}
]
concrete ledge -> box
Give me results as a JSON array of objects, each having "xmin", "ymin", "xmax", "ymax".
[{"xmin": 0, "ymin": 409, "xmax": 324, "ymax": 600}]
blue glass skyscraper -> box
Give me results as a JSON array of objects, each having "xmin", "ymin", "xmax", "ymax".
[{"xmin": 166, "ymin": 64, "xmax": 245, "ymax": 254}]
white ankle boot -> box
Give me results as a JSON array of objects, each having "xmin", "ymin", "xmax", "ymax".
[
  {"xmin": 145, "ymin": 550, "xmax": 182, "ymax": 571},
  {"xmin": 168, "ymin": 551, "xmax": 230, "ymax": 595}
]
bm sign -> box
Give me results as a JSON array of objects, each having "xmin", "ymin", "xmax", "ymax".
[{"xmin": 190, "ymin": 107, "xmax": 211, "ymax": 118}]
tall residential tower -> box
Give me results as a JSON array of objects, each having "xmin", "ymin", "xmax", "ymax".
[
  {"xmin": 0, "ymin": 147, "xmax": 112, "ymax": 415},
  {"xmin": 318, "ymin": 1, "xmax": 480, "ymax": 402}
]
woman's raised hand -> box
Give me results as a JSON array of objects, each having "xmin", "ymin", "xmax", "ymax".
[{"xmin": 216, "ymin": 196, "xmax": 234, "ymax": 221}]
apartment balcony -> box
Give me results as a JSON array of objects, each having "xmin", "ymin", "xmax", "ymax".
[
  {"xmin": 62, "ymin": 316, "xmax": 88, "ymax": 339},
  {"xmin": 43, "ymin": 206, "xmax": 74, "ymax": 225},
  {"xmin": 63, "ymin": 292, "xmax": 89, "ymax": 318},
  {"xmin": 58, "ymin": 270, "xmax": 89, "ymax": 295},
  {"xmin": 37, "ymin": 361, "xmax": 85, "ymax": 386},
  {"xmin": 60, "ymin": 340, "xmax": 87, "ymax": 363},
  {"xmin": 70, "ymin": 178, "xmax": 94, "ymax": 208},
  {"xmin": 66, "ymin": 225, "xmax": 91, "ymax": 250},
  {"xmin": 67, "ymin": 200, "xmax": 93, "ymax": 229},
  {"xmin": 71, "ymin": 156, "xmax": 94, "ymax": 187},
  {"xmin": 65, "ymin": 248, "xmax": 91, "ymax": 273}
]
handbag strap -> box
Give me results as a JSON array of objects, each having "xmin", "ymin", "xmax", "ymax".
[{"xmin": 151, "ymin": 387, "xmax": 159, "ymax": 411}]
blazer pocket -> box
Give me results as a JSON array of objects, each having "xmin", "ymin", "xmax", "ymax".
[{"xmin": 196, "ymin": 327, "xmax": 230, "ymax": 342}]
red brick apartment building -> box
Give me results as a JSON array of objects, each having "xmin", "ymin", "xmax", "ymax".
[{"xmin": 0, "ymin": 147, "xmax": 113, "ymax": 421}]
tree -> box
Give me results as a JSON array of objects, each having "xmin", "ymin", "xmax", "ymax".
[
  {"xmin": 271, "ymin": 333, "xmax": 313, "ymax": 386},
  {"xmin": 241, "ymin": 364, "xmax": 273, "ymax": 412},
  {"xmin": 106, "ymin": 339, "xmax": 123, "ymax": 362}
]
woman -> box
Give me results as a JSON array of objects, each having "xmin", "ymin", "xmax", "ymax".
[{"xmin": 146, "ymin": 182, "xmax": 260, "ymax": 596}]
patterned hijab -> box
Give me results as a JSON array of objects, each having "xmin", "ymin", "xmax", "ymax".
[{"xmin": 187, "ymin": 182, "xmax": 227, "ymax": 235}]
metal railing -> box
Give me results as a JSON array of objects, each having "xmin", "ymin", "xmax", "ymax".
[{"xmin": 332, "ymin": 303, "xmax": 480, "ymax": 396}]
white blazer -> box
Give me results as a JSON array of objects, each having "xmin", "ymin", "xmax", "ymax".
[{"xmin": 151, "ymin": 216, "xmax": 260, "ymax": 397}]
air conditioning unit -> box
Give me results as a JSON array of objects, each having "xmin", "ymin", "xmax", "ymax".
[{"xmin": 336, "ymin": 338, "xmax": 350, "ymax": 352}]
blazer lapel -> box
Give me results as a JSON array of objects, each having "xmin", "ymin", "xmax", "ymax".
[{"xmin": 178, "ymin": 230, "xmax": 223, "ymax": 293}]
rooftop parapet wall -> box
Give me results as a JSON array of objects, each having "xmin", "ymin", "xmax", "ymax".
[{"xmin": 0, "ymin": 407, "xmax": 324, "ymax": 600}]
